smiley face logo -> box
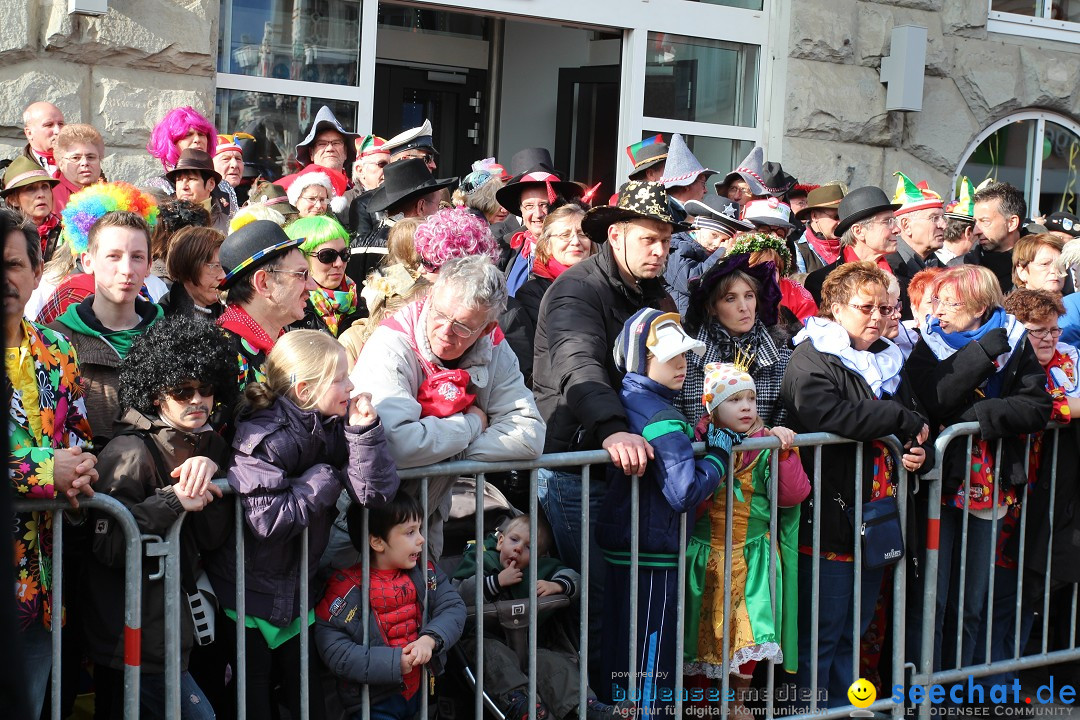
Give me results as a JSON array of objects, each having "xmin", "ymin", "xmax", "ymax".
[{"xmin": 848, "ymin": 678, "xmax": 876, "ymax": 708}]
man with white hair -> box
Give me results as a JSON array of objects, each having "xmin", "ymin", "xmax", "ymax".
[
  {"xmin": 351, "ymin": 255, "xmax": 545, "ymax": 559},
  {"xmin": 15, "ymin": 101, "xmax": 65, "ymax": 179}
]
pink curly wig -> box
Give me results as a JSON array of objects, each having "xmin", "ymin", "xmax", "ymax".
[
  {"xmin": 413, "ymin": 207, "xmax": 499, "ymax": 272},
  {"xmin": 146, "ymin": 106, "xmax": 219, "ymax": 170}
]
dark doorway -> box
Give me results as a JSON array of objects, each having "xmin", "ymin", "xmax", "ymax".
[
  {"xmin": 555, "ymin": 64, "xmax": 620, "ymax": 196},
  {"xmin": 373, "ymin": 64, "xmax": 488, "ymax": 178}
]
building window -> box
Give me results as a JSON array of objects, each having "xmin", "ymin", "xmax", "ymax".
[
  {"xmin": 987, "ymin": 0, "xmax": 1080, "ymax": 41},
  {"xmin": 956, "ymin": 111, "xmax": 1080, "ymax": 218}
]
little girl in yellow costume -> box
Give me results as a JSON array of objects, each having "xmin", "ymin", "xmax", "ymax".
[{"xmin": 684, "ymin": 361, "xmax": 810, "ymax": 711}]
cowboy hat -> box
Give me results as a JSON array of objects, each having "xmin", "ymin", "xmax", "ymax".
[
  {"xmin": 165, "ymin": 149, "xmax": 222, "ymax": 185},
  {"xmin": 366, "ymin": 158, "xmax": 456, "ymax": 214},
  {"xmin": 1, "ymin": 156, "xmax": 59, "ymax": 196},
  {"xmin": 794, "ymin": 184, "xmax": 847, "ymax": 221},
  {"xmin": 581, "ymin": 180, "xmax": 692, "ymax": 242}
]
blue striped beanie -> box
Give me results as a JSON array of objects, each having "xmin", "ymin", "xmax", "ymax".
[{"xmin": 613, "ymin": 308, "xmax": 667, "ymax": 375}]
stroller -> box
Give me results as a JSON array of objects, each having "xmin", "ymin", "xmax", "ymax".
[{"xmin": 433, "ymin": 479, "xmax": 576, "ymax": 719}]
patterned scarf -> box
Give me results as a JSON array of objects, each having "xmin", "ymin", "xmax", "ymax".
[
  {"xmin": 309, "ymin": 276, "xmax": 357, "ymax": 336},
  {"xmin": 804, "ymin": 225, "xmax": 841, "ymax": 265},
  {"xmin": 216, "ymin": 303, "xmax": 276, "ymax": 354}
]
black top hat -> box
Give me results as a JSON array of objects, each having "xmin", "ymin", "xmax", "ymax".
[
  {"xmin": 166, "ymin": 149, "xmax": 222, "ymax": 185},
  {"xmin": 683, "ymin": 194, "xmax": 754, "ymax": 234},
  {"xmin": 367, "ymin": 158, "xmax": 457, "ymax": 214},
  {"xmin": 581, "ymin": 181, "xmax": 692, "ymax": 242},
  {"xmin": 834, "ymin": 186, "xmax": 901, "ymax": 237},
  {"xmin": 495, "ymin": 169, "xmax": 584, "ymax": 214},
  {"xmin": 219, "ymin": 220, "xmax": 303, "ymax": 289},
  {"xmin": 508, "ymin": 148, "xmax": 557, "ymax": 176}
]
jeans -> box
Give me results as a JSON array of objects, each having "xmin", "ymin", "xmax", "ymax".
[
  {"xmin": 94, "ymin": 666, "xmax": 215, "ymax": 720},
  {"xmin": 354, "ymin": 692, "xmax": 421, "ymax": 720},
  {"xmin": 935, "ymin": 507, "xmax": 994, "ymax": 670},
  {"xmin": 21, "ymin": 621, "xmax": 53, "ymax": 720},
  {"xmin": 794, "ymin": 555, "xmax": 885, "ymax": 708}
]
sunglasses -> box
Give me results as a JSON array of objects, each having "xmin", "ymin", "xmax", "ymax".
[
  {"xmin": 165, "ymin": 383, "xmax": 215, "ymax": 402},
  {"xmin": 313, "ymin": 248, "xmax": 350, "ymax": 265}
]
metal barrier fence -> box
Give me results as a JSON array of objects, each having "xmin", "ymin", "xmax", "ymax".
[
  {"xmin": 19, "ymin": 424, "xmax": 1078, "ymax": 719},
  {"xmin": 910, "ymin": 422, "xmax": 1080, "ymax": 718}
]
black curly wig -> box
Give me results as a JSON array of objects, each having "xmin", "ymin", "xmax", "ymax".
[
  {"xmin": 119, "ymin": 315, "xmax": 238, "ymax": 416},
  {"xmin": 151, "ymin": 199, "xmax": 211, "ymax": 260}
]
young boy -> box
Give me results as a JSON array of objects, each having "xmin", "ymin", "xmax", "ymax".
[
  {"xmin": 49, "ymin": 208, "xmax": 162, "ymax": 442},
  {"xmin": 595, "ymin": 308, "xmax": 731, "ymax": 714},
  {"xmin": 316, "ymin": 494, "xmax": 466, "ymax": 720},
  {"xmin": 453, "ymin": 514, "xmax": 621, "ymax": 720},
  {"xmin": 84, "ymin": 315, "xmax": 237, "ymax": 719}
]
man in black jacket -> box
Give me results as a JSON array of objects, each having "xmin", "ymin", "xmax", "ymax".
[{"xmin": 532, "ymin": 181, "xmax": 689, "ymax": 565}]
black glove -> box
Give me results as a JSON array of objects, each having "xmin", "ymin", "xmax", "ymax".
[
  {"xmin": 705, "ymin": 425, "xmax": 744, "ymax": 475},
  {"xmin": 977, "ymin": 327, "xmax": 1010, "ymax": 359}
]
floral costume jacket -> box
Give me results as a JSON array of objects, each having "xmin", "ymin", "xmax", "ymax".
[{"xmin": 9, "ymin": 320, "xmax": 93, "ymax": 630}]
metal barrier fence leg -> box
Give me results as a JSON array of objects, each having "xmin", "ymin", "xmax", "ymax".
[
  {"xmin": 579, "ymin": 464, "xmax": 590, "ymax": 719},
  {"xmin": 420, "ymin": 476, "xmax": 430, "ymax": 720},
  {"xmin": 766, "ymin": 447, "xmax": 779, "ymax": 720},
  {"xmin": 235, "ymin": 498, "xmax": 246, "ymax": 720},
  {"xmin": 917, "ymin": 439, "xmax": 945, "ymax": 720},
  {"xmin": 674, "ymin": 510, "xmax": 687, "ymax": 719},
  {"xmin": 474, "ymin": 473, "xmax": 485, "ymax": 720},
  {"xmin": 627, "ymin": 469, "xmax": 639, "ymax": 706},
  {"xmin": 527, "ymin": 471, "xmax": 539, "ymax": 720},
  {"xmin": 164, "ymin": 517, "xmax": 185, "ymax": 720},
  {"xmin": 51, "ymin": 511, "xmax": 63, "ymax": 720},
  {"xmin": 810, "ymin": 445, "xmax": 822, "ymax": 715},
  {"xmin": 361, "ymin": 504, "xmax": 371, "ymax": 720},
  {"xmin": 300, "ymin": 525, "xmax": 310, "ymax": 720},
  {"xmin": 721, "ymin": 449, "xmax": 734, "ymax": 719}
]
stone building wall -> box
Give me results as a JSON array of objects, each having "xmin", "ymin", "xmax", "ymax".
[
  {"xmin": 0, "ymin": 0, "xmax": 219, "ymax": 184},
  {"xmin": 783, "ymin": 0, "xmax": 1080, "ymax": 194}
]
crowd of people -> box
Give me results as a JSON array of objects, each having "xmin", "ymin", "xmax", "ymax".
[{"xmin": 6, "ymin": 98, "xmax": 1080, "ymax": 720}]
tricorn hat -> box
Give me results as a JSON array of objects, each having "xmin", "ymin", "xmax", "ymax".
[
  {"xmin": 219, "ymin": 219, "xmax": 303, "ymax": 289},
  {"xmin": 834, "ymin": 185, "xmax": 901, "ymax": 237},
  {"xmin": 795, "ymin": 183, "xmax": 847, "ymax": 221},
  {"xmin": 165, "ymin": 148, "xmax": 222, "ymax": 185},
  {"xmin": 295, "ymin": 106, "xmax": 360, "ymax": 168},
  {"xmin": 1, "ymin": 155, "xmax": 59, "ymax": 196},
  {"xmin": 366, "ymin": 158, "xmax": 456, "ymax": 214},
  {"xmin": 683, "ymin": 194, "xmax": 754, "ymax": 235},
  {"xmin": 581, "ymin": 180, "xmax": 692, "ymax": 242}
]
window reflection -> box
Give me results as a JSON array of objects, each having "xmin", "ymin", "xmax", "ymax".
[
  {"xmin": 215, "ymin": 89, "xmax": 357, "ymax": 178},
  {"xmin": 644, "ymin": 32, "xmax": 759, "ymax": 127},
  {"xmin": 218, "ymin": 0, "xmax": 361, "ymax": 85}
]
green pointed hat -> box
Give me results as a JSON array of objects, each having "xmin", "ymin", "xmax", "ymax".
[
  {"xmin": 944, "ymin": 176, "xmax": 975, "ymax": 223},
  {"xmin": 892, "ymin": 171, "xmax": 943, "ymax": 216}
]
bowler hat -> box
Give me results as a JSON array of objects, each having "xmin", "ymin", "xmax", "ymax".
[
  {"xmin": 1, "ymin": 156, "xmax": 59, "ymax": 196},
  {"xmin": 795, "ymin": 184, "xmax": 847, "ymax": 221},
  {"xmin": 834, "ymin": 186, "xmax": 901, "ymax": 237},
  {"xmin": 166, "ymin": 149, "xmax": 222, "ymax": 185},
  {"xmin": 219, "ymin": 219, "xmax": 303, "ymax": 288},
  {"xmin": 366, "ymin": 158, "xmax": 456, "ymax": 214},
  {"xmin": 581, "ymin": 180, "xmax": 692, "ymax": 243}
]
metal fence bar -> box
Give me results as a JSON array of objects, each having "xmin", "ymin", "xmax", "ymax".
[
  {"xmin": 14, "ymin": 494, "xmax": 144, "ymax": 720},
  {"xmin": 809, "ymin": 444, "xmax": 822, "ymax": 714},
  {"xmin": 674, "ymin": 510, "xmax": 687, "ymax": 719},
  {"xmin": 627, "ymin": 470, "xmax": 640, "ymax": 702},
  {"xmin": 419, "ymin": 476, "xmax": 430, "ymax": 720},
  {"xmin": 164, "ymin": 515, "xmax": 184, "ymax": 720},
  {"xmin": 852, "ymin": 441, "xmax": 864, "ymax": 686},
  {"xmin": 234, "ymin": 494, "xmax": 246, "ymax": 720},
  {"xmin": 578, "ymin": 463, "xmax": 591, "ymax": 720},
  {"xmin": 300, "ymin": 522, "xmax": 310, "ymax": 720},
  {"xmin": 474, "ymin": 472, "xmax": 485, "ymax": 720},
  {"xmin": 1042, "ymin": 430, "xmax": 1060, "ymax": 655},
  {"xmin": 720, "ymin": 450, "xmax": 735, "ymax": 717},
  {"xmin": 765, "ymin": 445, "xmax": 780, "ymax": 720},
  {"xmin": 1013, "ymin": 435, "xmax": 1032, "ymax": 662},
  {"xmin": 983, "ymin": 439, "xmax": 1004, "ymax": 667}
]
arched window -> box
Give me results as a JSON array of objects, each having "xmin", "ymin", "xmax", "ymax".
[{"xmin": 955, "ymin": 110, "xmax": 1080, "ymax": 218}]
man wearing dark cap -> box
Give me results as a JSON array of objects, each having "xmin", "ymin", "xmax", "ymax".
[
  {"xmin": 168, "ymin": 148, "xmax": 226, "ymax": 232},
  {"xmin": 216, "ymin": 219, "xmax": 314, "ymax": 390},
  {"xmin": 347, "ymin": 157, "xmax": 455, "ymax": 286},
  {"xmin": 383, "ymin": 119, "xmax": 438, "ymax": 172}
]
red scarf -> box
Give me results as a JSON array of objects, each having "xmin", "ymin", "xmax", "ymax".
[
  {"xmin": 804, "ymin": 226, "xmax": 841, "ymax": 265},
  {"xmin": 37, "ymin": 214, "xmax": 60, "ymax": 254},
  {"xmin": 509, "ymin": 229, "xmax": 536, "ymax": 256},
  {"xmin": 843, "ymin": 245, "xmax": 892, "ymax": 274},
  {"xmin": 216, "ymin": 304, "xmax": 277, "ymax": 354},
  {"xmin": 37, "ymin": 149, "xmax": 54, "ymax": 166},
  {"xmin": 531, "ymin": 254, "xmax": 570, "ymax": 281}
]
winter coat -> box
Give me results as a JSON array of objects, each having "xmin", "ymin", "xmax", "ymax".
[
  {"xmin": 500, "ymin": 273, "xmax": 552, "ymax": 387},
  {"xmin": 533, "ymin": 243, "xmax": 673, "ymax": 453},
  {"xmin": 905, "ymin": 334, "xmax": 1051, "ymax": 497},
  {"xmin": 886, "ymin": 237, "xmax": 943, "ymax": 320},
  {"xmin": 780, "ymin": 340, "xmax": 930, "ymax": 554},
  {"xmin": 9, "ymin": 320, "xmax": 94, "ymax": 631},
  {"xmin": 352, "ymin": 299, "xmax": 545, "ymax": 470},
  {"xmin": 596, "ymin": 373, "xmax": 724, "ymax": 556},
  {"xmin": 84, "ymin": 409, "xmax": 231, "ymax": 672},
  {"xmin": 315, "ymin": 561, "xmax": 465, "ymax": 711},
  {"xmin": 207, "ymin": 396, "xmax": 399, "ymax": 626},
  {"xmin": 792, "ymin": 228, "xmax": 831, "ymax": 276},
  {"xmin": 159, "ymin": 282, "xmax": 224, "ymax": 321},
  {"xmin": 802, "ymin": 256, "xmax": 843, "ymax": 306},
  {"xmin": 665, "ymin": 233, "xmax": 724, "ymax": 318}
]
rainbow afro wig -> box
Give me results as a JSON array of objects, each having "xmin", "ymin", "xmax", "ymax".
[{"xmin": 61, "ymin": 182, "xmax": 159, "ymax": 255}]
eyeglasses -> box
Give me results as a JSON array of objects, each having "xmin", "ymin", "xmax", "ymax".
[
  {"xmin": 861, "ymin": 217, "xmax": 899, "ymax": 229},
  {"xmin": 916, "ymin": 213, "xmax": 947, "ymax": 227},
  {"xmin": 931, "ymin": 296, "xmax": 965, "ymax": 311},
  {"xmin": 313, "ymin": 139, "xmax": 345, "ymax": 151},
  {"xmin": 204, "ymin": 261, "xmax": 222, "ymax": 271},
  {"xmin": 363, "ymin": 159, "xmax": 389, "ymax": 169},
  {"xmin": 521, "ymin": 202, "xmax": 550, "ymax": 214},
  {"xmin": 165, "ymin": 383, "xmax": 215, "ymax": 402},
  {"xmin": 1027, "ymin": 327, "xmax": 1062, "ymax": 340},
  {"xmin": 266, "ymin": 267, "xmax": 310, "ymax": 282},
  {"xmin": 312, "ymin": 248, "xmax": 350, "ymax": 265},
  {"xmin": 551, "ymin": 228, "xmax": 586, "ymax": 241},
  {"xmin": 846, "ymin": 302, "xmax": 896, "ymax": 317},
  {"xmin": 298, "ymin": 194, "xmax": 329, "ymax": 205},
  {"xmin": 430, "ymin": 305, "xmax": 483, "ymax": 339}
]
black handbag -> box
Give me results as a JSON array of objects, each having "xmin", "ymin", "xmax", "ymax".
[{"xmin": 847, "ymin": 496, "xmax": 905, "ymax": 569}]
